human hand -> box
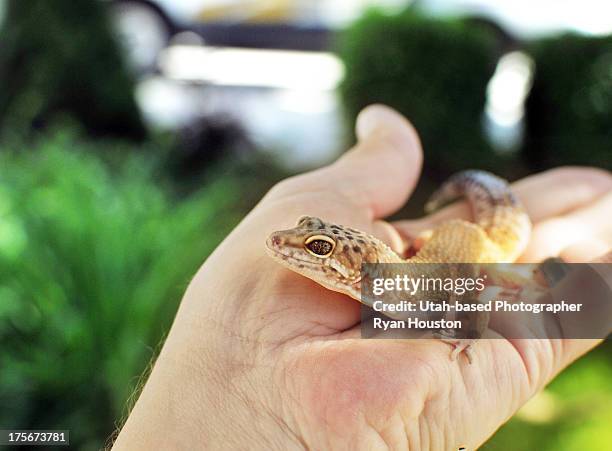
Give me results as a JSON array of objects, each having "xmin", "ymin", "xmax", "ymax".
[{"xmin": 113, "ymin": 105, "xmax": 612, "ymax": 450}]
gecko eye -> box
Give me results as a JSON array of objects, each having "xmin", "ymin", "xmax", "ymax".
[{"xmin": 305, "ymin": 235, "xmax": 335, "ymax": 258}]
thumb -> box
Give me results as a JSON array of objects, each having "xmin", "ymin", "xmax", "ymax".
[
  {"xmin": 331, "ymin": 104, "xmax": 423, "ymax": 219},
  {"xmin": 266, "ymin": 104, "xmax": 423, "ymax": 221}
]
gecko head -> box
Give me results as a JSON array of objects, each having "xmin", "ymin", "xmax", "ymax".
[{"xmin": 266, "ymin": 216, "xmax": 376, "ymax": 292}]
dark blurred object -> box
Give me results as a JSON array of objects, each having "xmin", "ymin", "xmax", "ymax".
[
  {"xmin": 464, "ymin": 15, "xmax": 519, "ymax": 55},
  {"xmin": 339, "ymin": 8, "xmax": 505, "ymax": 179},
  {"xmin": 169, "ymin": 114, "xmax": 255, "ymax": 186},
  {"xmin": 191, "ymin": 22, "xmax": 332, "ymax": 51},
  {"xmin": 0, "ymin": 0, "xmax": 146, "ymax": 141},
  {"xmin": 525, "ymin": 33, "xmax": 612, "ymax": 170}
]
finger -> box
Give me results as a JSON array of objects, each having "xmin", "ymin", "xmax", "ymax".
[
  {"xmin": 559, "ymin": 239, "xmax": 610, "ymax": 262},
  {"xmin": 508, "ymin": 167, "xmax": 612, "ymax": 220},
  {"xmin": 511, "ymin": 246, "xmax": 612, "ymax": 393},
  {"xmin": 372, "ymin": 219, "xmax": 406, "ymax": 254},
  {"xmin": 266, "ymin": 104, "xmax": 423, "ymax": 220},
  {"xmin": 520, "ymin": 191, "xmax": 612, "ymax": 262},
  {"xmin": 393, "ymin": 167, "xmax": 612, "ymax": 239}
]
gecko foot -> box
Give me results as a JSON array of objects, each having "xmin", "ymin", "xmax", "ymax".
[
  {"xmin": 433, "ymin": 332, "xmax": 475, "ymax": 364},
  {"xmin": 498, "ymin": 287, "xmax": 523, "ymax": 303}
]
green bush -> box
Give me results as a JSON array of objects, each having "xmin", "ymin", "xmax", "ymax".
[
  {"xmin": 339, "ymin": 9, "xmax": 503, "ymax": 178},
  {"xmin": 0, "ymin": 131, "xmax": 244, "ymax": 450},
  {"xmin": 0, "ymin": 0, "xmax": 145, "ymax": 141},
  {"xmin": 524, "ymin": 33, "xmax": 612, "ymax": 170},
  {"xmin": 483, "ymin": 343, "xmax": 612, "ymax": 450}
]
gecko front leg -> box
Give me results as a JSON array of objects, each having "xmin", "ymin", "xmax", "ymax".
[
  {"xmin": 432, "ymin": 281, "xmax": 489, "ymax": 364},
  {"xmin": 434, "ymin": 305, "xmax": 489, "ymax": 364}
]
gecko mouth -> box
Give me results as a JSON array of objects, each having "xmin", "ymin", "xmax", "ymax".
[
  {"xmin": 264, "ymin": 238, "xmax": 341, "ymax": 277},
  {"xmin": 265, "ymin": 241, "xmax": 322, "ymax": 267},
  {"xmin": 265, "ymin": 241, "xmax": 363, "ymax": 288}
]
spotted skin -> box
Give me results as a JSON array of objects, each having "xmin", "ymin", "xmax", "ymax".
[{"xmin": 266, "ymin": 170, "xmax": 532, "ymax": 362}]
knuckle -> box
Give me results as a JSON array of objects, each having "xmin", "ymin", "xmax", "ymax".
[
  {"xmin": 266, "ymin": 175, "xmax": 305, "ymax": 199},
  {"xmin": 265, "ymin": 169, "xmax": 331, "ymax": 201}
]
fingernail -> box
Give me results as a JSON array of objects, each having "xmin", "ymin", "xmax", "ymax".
[{"xmin": 356, "ymin": 104, "xmax": 389, "ymax": 141}]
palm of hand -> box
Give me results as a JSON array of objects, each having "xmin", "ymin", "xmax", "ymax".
[
  {"xmin": 205, "ymin": 155, "xmax": 611, "ymax": 449},
  {"xmin": 222, "ymin": 194, "xmax": 536, "ymax": 450}
]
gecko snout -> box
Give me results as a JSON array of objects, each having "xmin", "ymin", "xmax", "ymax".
[{"xmin": 266, "ymin": 232, "xmax": 283, "ymax": 251}]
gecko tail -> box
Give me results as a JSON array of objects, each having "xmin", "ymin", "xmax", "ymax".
[
  {"xmin": 425, "ymin": 179, "xmax": 462, "ymax": 213},
  {"xmin": 426, "ymin": 170, "xmax": 531, "ymax": 260},
  {"xmin": 425, "ymin": 170, "xmax": 517, "ymax": 219},
  {"xmin": 424, "ymin": 170, "xmax": 499, "ymax": 213}
]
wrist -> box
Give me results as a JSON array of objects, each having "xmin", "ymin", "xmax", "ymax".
[{"xmin": 113, "ymin": 327, "xmax": 302, "ymax": 450}]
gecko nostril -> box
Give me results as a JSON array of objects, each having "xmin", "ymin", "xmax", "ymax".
[{"xmin": 271, "ymin": 235, "xmax": 281, "ymax": 246}]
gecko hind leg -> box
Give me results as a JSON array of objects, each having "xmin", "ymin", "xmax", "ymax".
[{"xmin": 404, "ymin": 229, "xmax": 434, "ymax": 258}]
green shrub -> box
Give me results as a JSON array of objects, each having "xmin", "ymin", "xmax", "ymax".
[
  {"xmin": 0, "ymin": 131, "xmax": 243, "ymax": 450},
  {"xmin": 524, "ymin": 33, "xmax": 612, "ymax": 170},
  {"xmin": 483, "ymin": 343, "xmax": 612, "ymax": 450},
  {"xmin": 338, "ymin": 8, "xmax": 503, "ymax": 178},
  {"xmin": 0, "ymin": 0, "xmax": 145, "ymax": 141}
]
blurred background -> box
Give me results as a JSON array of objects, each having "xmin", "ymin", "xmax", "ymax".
[{"xmin": 0, "ymin": 0, "xmax": 610, "ymax": 449}]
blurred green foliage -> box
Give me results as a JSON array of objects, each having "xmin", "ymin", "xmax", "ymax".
[
  {"xmin": 484, "ymin": 342, "xmax": 612, "ymax": 450},
  {"xmin": 339, "ymin": 8, "xmax": 504, "ymax": 179},
  {"xmin": 525, "ymin": 33, "xmax": 612, "ymax": 170},
  {"xmin": 0, "ymin": 0, "xmax": 145, "ymax": 141},
  {"xmin": 0, "ymin": 130, "xmax": 251, "ymax": 450}
]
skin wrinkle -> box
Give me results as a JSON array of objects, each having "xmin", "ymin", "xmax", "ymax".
[
  {"xmin": 418, "ymin": 409, "xmax": 433, "ymax": 451},
  {"xmin": 241, "ymin": 277, "xmax": 337, "ymax": 347},
  {"xmin": 271, "ymin": 304, "xmax": 351, "ymax": 343},
  {"xmin": 311, "ymin": 346, "xmax": 409, "ymax": 447},
  {"xmin": 534, "ymin": 339, "xmax": 557, "ymax": 390},
  {"xmin": 363, "ymin": 412, "xmax": 392, "ymax": 451},
  {"xmin": 507, "ymin": 339, "xmax": 537, "ymax": 396},
  {"xmin": 230, "ymin": 359, "xmax": 297, "ymax": 451},
  {"xmin": 259, "ymin": 381, "xmax": 307, "ymax": 451},
  {"xmin": 245, "ymin": 305, "xmax": 303, "ymax": 344},
  {"xmin": 424, "ymin": 380, "xmax": 449, "ymax": 451},
  {"xmin": 385, "ymin": 413, "xmax": 408, "ymax": 450},
  {"xmin": 398, "ymin": 410, "xmax": 413, "ymax": 451},
  {"xmin": 391, "ymin": 358, "xmax": 434, "ymax": 450},
  {"xmin": 161, "ymin": 318, "xmax": 237, "ymax": 395},
  {"xmin": 396, "ymin": 410, "xmax": 415, "ymax": 450},
  {"xmin": 503, "ymin": 352, "xmax": 523, "ymax": 421},
  {"xmin": 402, "ymin": 409, "xmax": 417, "ymax": 451},
  {"xmin": 275, "ymin": 353, "xmax": 313, "ymax": 450},
  {"xmin": 299, "ymin": 321, "xmax": 343, "ymax": 337},
  {"xmin": 161, "ymin": 350, "xmax": 228, "ymax": 447},
  {"xmin": 549, "ymin": 339, "xmax": 567, "ymax": 378},
  {"xmin": 361, "ymin": 392, "xmax": 400, "ymax": 450},
  {"xmin": 283, "ymin": 343, "xmax": 340, "ymax": 449}
]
